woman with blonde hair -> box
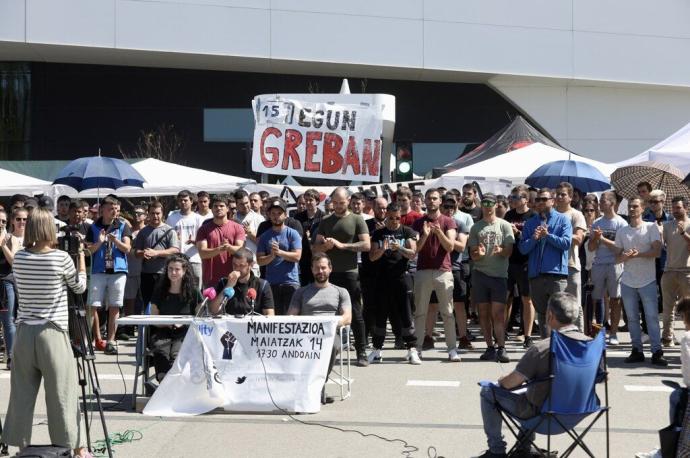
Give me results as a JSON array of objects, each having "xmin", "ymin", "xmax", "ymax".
[{"xmin": 0, "ymin": 207, "xmax": 91, "ymax": 457}]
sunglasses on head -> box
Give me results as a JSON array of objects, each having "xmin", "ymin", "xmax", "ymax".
[{"xmin": 481, "ymin": 201, "xmax": 496, "ymax": 207}]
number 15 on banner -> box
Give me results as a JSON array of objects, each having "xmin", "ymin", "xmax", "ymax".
[{"xmin": 254, "ymin": 99, "xmax": 295, "ymax": 125}]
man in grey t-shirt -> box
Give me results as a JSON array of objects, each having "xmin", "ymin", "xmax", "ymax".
[
  {"xmin": 288, "ymin": 252, "xmax": 352, "ymax": 404},
  {"xmin": 134, "ymin": 202, "xmax": 180, "ymax": 308}
]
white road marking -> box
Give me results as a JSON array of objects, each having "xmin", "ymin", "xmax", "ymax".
[
  {"xmin": 0, "ymin": 373, "xmax": 134, "ymax": 380},
  {"xmin": 406, "ymin": 380, "xmax": 460, "ymax": 387},
  {"xmin": 624, "ymin": 385, "xmax": 673, "ymax": 392}
]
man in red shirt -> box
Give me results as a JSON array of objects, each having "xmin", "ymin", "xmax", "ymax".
[
  {"xmin": 196, "ymin": 195, "xmax": 246, "ymax": 288},
  {"xmin": 412, "ymin": 188, "xmax": 461, "ymax": 362},
  {"xmin": 396, "ymin": 187, "xmax": 423, "ymax": 226}
]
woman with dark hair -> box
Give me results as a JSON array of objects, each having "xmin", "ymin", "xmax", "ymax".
[
  {"xmin": 149, "ymin": 254, "xmax": 202, "ymax": 381},
  {"xmin": 1, "ymin": 208, "xmax": 90, "ymax": 457}
]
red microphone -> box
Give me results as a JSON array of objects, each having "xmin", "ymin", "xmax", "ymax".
[{"xmin": 247, "ymin": 288, "xmax": 257, "ymax": 314}]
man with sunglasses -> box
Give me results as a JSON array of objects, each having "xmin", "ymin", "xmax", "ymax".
[
  {"xmin": 368, "ymin": 203, "xmax": 420, "ymax": 364},
  {"xmin": 519, "ymin": 188, "xmax": 572, "ymax": 339},
  {"xmin": 504, "ymin": 185, "xmax": 537, "ymax": 348},
  {"xmin": 469, "ymin": 193, "xmax": 515, "ymax": 362},
  {"xmin": 643, "ymin": 189, "xmax": 672, "ymax": 315}
]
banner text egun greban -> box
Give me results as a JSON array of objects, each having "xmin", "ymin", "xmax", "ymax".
[{"xmin": 252, "ymin": 97, "xmax": 383, "ymax": 182}]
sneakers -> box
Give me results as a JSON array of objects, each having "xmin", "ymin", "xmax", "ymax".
[
  {"xmin": 480, "ymin": 346, "xmax": 497, "ymax": 361},
  {"xmin": 625, "ymin": 348, "xmax": 645, "ymax": 363},
  {"xmin": 652, "ymin": 350, "xmax": 668, "ymax": 366},
  {"xmin": 448, "ymin": 348, "xmax": 462, "ymax": 362},
  {"xmin": 523, "ymin": 336, "xmax": 533, "ymax": 349},
  {"xmin": 662, "ymin": 337, "xmax": 675, "ymax": 348},
  {"xmin": 496, "ymin": 347, "xmax": 510, "ymax": 363},
  {"xmin": 635, "ymin": 448, "xmax": 662, "ymax": 458},
  {"xmin": 407, "ymin": 349, "xmax": 422, "ymax": 365},
  {"xmin": 422, "ymin": 335, "xmax": 435, "ymax": 350},
  {"xmin": 458, "ymin": 335, "xmax": 474, "ymax": 349},
  {"xmin": 367, "ymin": 349, "xmax": 383, "ymax": 364},
  {"xmin": 104, "ymin": 342, "xmax": 118, "ymax": 355},
  {"xmin": 607, "ymin": 334, "xmax": 619, "ymax": 345},
  {"xmin": 95, "ymin": 339, "xmax": 107, "ymax": 351},
  {"xmin": 356, "ymin": 352, "xmax": 369, "ymax": 367}
]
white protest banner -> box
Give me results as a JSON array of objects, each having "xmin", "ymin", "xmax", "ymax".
[
  {"xmin": 143, "ymin": 315, "xmax": 339, "ymax": 416},
  {"xmin": 251, "ymin": 97, "xmax": 383, "ymax": 182}
]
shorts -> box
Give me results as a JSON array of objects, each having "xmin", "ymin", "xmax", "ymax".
[
  {"xmin": 591, "ymin": 263, "xmax": 623, "ymax": 300},
  {"xmin": 471, "ymin": 270, "xmax": 508, "ymax": 305},
  {"xmin": 452, "ymin": 270, "xmax": 466, "ymax": 301},
  {"xmin": 88, "ymin": 273, "xmax": 127, "ymax": 308},
  {"xmin": 124, "ymin": 274, "xmax": 141, "ymax": 301},
  {"xmin": 507, "ymin": 263, "xmax": 530, "ymax": 297}
]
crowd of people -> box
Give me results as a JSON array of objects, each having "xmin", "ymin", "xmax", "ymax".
[{"xmin": 1, "ymin": 179, "xmax": 689, "ymax": 455}]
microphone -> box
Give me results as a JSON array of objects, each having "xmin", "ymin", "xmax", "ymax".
[
  {"xmin": 247, "ymin": 288, "xmax": 257, "ymax": 315},
  {"xmin": 219, "ymin": 286, "xmax": 235, "ymax": 313},
  {"xmin": 202, "ymin": 287, "xmax": 217, "ymax": 301}
]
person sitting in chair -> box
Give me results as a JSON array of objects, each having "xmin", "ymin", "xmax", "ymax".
[
  {"xmin": 477, "ymin": 292, "xmax": 591, "ymax": 458},
  {"xmin": 149, "ymin": 254, "xmax": 202, "ymax": 382}
]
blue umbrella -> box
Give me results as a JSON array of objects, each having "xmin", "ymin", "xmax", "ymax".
[
  {"xmin": 525, "ymin": 160, "xmax": 611, "ymax": 192},
  {"xmin": 52, "ymin": 156, "xmax": 145, "ymax": 192}
]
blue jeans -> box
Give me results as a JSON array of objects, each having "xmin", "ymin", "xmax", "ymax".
[
  {"xmin": 480, "ymin": 385, "xmax": 536, "ymax": 454},
  {"xmin": 0, "ymin": 279, "xmax": 16, "ymax": 359},
  {"xmin": 621, "ymin": 281, "xmax": 661, "ymax": 353}
]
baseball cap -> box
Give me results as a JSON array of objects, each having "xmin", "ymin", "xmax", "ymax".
[
  {"xmin": 267, "ymin": 198, "xmax": 287, "ymax": 213},
  {"xmin": 481, "ymin": 193, "xmax": 497, "ymax": 204}
]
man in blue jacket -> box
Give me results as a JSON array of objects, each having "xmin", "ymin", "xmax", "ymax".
[{"xmin": 519, "ymin": 188, "xmax": 572, "ymax": 338}]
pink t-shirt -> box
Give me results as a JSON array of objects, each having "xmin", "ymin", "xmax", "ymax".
[
  {"xmin": 196, "ymin": 219, "xmax": 246, "ymax": 287},
  {"xmin": 412, "ymin": 214, "xmax": 457, "ymax": 271}
]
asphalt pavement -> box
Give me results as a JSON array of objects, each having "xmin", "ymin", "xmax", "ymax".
[{"xmin": 0, "ymin": 320, "xmax": 682, "ymax": 458}]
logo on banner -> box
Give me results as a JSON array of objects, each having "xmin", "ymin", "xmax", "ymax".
[
  {"xmin": 252, "ymin": 97, "xmax": 383, "ymax": 182},
  {"xmin": 220, "ymin": 331, "xmax": 237, "ymax": 360}
]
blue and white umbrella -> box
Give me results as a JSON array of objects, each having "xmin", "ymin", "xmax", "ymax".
[
  {"xmin": 52, "ymin": 155, "xmax": 145, "ymax": 192},
  {"xmin": 525, "ymin": 160, "xmax": 611, "ymax": 192}
]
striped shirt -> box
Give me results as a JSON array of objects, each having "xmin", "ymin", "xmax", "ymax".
[{"xmin": 14, "ymin": 249, "xmax": 87, "ymax": 331}]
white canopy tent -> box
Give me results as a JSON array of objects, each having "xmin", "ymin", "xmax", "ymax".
[
  {"xmin": 611, "ymin": 121, "xmax": 690, "ymax": 174},
  {"xmin": 433, "ymin": 142, "xmax": 617, "ymax": 186},
  {"xmin": 0, "ymin": 168, "xmax": 53, "ymax": 196},
  {"xmin": 53, "ymin": 158, "xmax": 255, "ymax": 197}
]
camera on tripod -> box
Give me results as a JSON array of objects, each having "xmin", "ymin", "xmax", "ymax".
[{"xmin": 57, "ymin": 225, "xmax": 83, "ymax": 256}]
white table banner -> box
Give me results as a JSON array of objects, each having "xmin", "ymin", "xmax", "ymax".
[{"xmin": 143, "ymin": 315, "xmax": 339, "ymax": 416}]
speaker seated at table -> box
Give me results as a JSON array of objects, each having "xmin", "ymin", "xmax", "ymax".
[
  {"xmin": 209, "ymin": 248, "xmax": 275, "ymax": 316},
  {"xmin": 149, "ymin": 254, "xmax": 202, "ymax": 382}
]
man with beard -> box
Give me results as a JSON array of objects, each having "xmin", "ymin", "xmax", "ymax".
[
  {"xmin": 412, "ymin": 188, "xmax": 461, "ymax": 362},
  {"xmin": 461, "ymin": 183, "xmax": 482, "ymax": 223},
  {"xmin": 504, "ymin": 185, "xmax": 537, "ymax": 347},
  {"xmin": 196, "ymin": 195, "xmax": 246, "ymax": 288},
  {"xmin": 350, "ymin": 192, "xmax": 372, "ymax": 220},
  {"xmin": 469, "ymin": 193, "xmax": 514, "ymax": 363},
  {"xmin": 257, "ymin": 199, "xmax": 302, "ymax": 314},
  {"xmin": 520, "ymin": 188, "xmax": 572, "ymax": 339},
  {"xmin": 249, "ymin": 192, "xmax": 263, "ymax": 215},
  {"xmin": 314, "ymin": 187, "xmax": 370, "ymax": 366},
  {"xmin": 368, "ymin": 203, "xmax": 420, "ymax": 363},
  {"xmin": 288, "ymin": 253, "xmax": 352, "ymax": 404},
  {"xmin": 209, "ymin": 248, "xmax": 274, "ymax": 316},
  {"xmin": 233, "ymin": 189, "xmax": 264, "ymax": 276}
]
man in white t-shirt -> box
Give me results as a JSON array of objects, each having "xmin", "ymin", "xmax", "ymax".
[
  {"xmin": 167, "ymin": 190, "xmax": 206, "ymax": 288},
  {"xmin": 555, "ymin": 182, "xmax": 587, "ymax": 331},
  {"xmin": 233, "ymin": 189, "xmax": 264, "ymax": 276},
  {"xmin": 614, "ymin": 198, "xmax": 667, "ymax": 366}
]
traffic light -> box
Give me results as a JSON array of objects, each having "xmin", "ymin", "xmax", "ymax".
[{"xmin": 395, "ymin": 142, "xmax": 413, "ymax": 182}]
